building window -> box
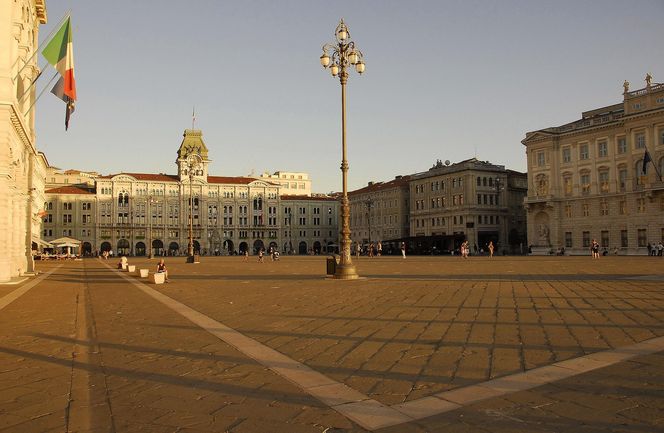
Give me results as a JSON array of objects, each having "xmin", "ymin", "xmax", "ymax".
[
  {"xmin": 580, "ymin": 144, "xmax": 589, "ymax": 160},
  {"xmin": 635, "ymin": 132, "xmax": 645, "ymax": 149},
  {"xmin": 565, "ymin": 203, "xmax": 572, "ymax": 218},
  {"xmin": 598, "ymin": 170, "xmax": 609, "ymax": 193},
  {"xmin": 600, "ymin": 199, "xmax": 608, "ymax": 216},
  {"xmin": 637, "ymin": 229, "xmax": 647, "ymax": 247},
  {"xmin": 580, "ymin": 173, "xmax": 590, "ymax": 195},
  {"xmin": 601, "ymin": 231, "xmax": 609, "ymax": 248},
  {"xmin": 537, "ymin": 151, "xmax": 545, "ymax": 167},
  {"xmin": 597, "ymin": 140, "xmax": 608, "ymax": 158},
  {"xmin": 621, "ymin": 230, "xmax": 628, "ymax": 248},
  {"xmin": 562, "ymin": 147, "xmax": 571, "ymax": 163},
  {"xmin": 617, "ymin": 137, "xmax": 627, "ymax": 154},
  {"xmin": 618, "ymin": 168, "xmax": 627, "ymax": 191},
  {"xmin": 565, "ymin": 232, "xmax": 572, "ymax": 248},
  {"xmin": 582, "ymin": 203, "xmax": 590, "ymax": 217},
  {"xmin": 637, "ymin": 198, "xmax": 646, "ymax": 213},
  {"xmin": 582, "ymin": 231, "xmax": 590, "ymax": 248},
  {"xmin": 563, "ymin": 176, "xmax": 573, "ymax": 196},
  {"xmin": 619, "ymin": 200, "xmax": 626, "ymax": 215}
]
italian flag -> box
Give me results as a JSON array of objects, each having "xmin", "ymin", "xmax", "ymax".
[{"xmin": 42, "ymin": 17, "xmax": 76, "ymax": 101}]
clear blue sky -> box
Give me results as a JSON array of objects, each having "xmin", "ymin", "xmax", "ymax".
[{"xmin": 36, "ymin": 0, "xmax": 664, "ymax": 193}]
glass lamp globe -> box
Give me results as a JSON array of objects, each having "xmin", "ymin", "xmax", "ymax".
[
  {"xmin": 348, "ymin": 51, "xmax": 359, "ymax": 64},
  {"xmin": 320, "ymin": 53, "xmax": 330, "ymax": 67},
  {"xmin": 355, "ymin": 62, "xmax": 365, "ymax": 74},
  {"xmin": 330, "ymin": 64, "xmax": 339, "ymax": 76}
]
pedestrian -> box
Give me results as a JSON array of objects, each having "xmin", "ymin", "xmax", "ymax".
[
  {"xmin": 243, "ymin": 249, "xmax": 248, "ymax": 262},
  {"xmin": 377, "ymin": 241, "xmax": 382, "ymax": 257},
  {"xmin": 461, "ymin": 240, "xmax": 469, "ymax": 259},
  {"xmin": 400, "ymin": 242, "xmax": 406, "ymax": 259},
  {"xmin": 658, "ymin": 242, "xmax": 664, "ymax": 257},
  {"xmin": 369, "ymin": 242, "xmax": 374, "ymax": 258},
  {"xmin": 156, "ymin": 258, "xmax": 169, "ymax": 281},
  {"xmin": 591, "ymin": 239, "xmax": 599, "ymax": 259},
  {"xmin": 488, "ymin": 241, "xmax": 494, "ymax": 258},
  {"xmin": 355, "ymin": 242, "xmax": 361, "ymax": 259},
  {"xmin": 258, "ymin": 248, "xmax": 264, "ymax": 263}
]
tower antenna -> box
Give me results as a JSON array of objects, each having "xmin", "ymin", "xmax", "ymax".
[{"xmin": 192, "ymin": 106, "xmax": 196, "ymax": 129}]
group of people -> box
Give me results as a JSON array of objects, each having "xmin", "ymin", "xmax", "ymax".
[
  {"xmin": 647, "ymin": 242, "xmax": 664, "ymax": 256},
  {"xmin": 252, "ymin": 247, "xmax": 280, "ymax": 263},
  {"xmin": 460, "ymin": 240, "xmax": 495, "ymax": 258}
]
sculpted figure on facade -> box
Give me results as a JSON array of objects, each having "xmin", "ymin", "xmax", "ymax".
[{"xmin": 538, "ymin": 224, "xmax": 550, "ymax": 246}]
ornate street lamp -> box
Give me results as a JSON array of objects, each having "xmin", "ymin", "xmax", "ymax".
[
  {"xmin": 186, "ymin": 153, "xmax": 202, "ymax": 263},
  {"xmin": 320, "ymin": 19, "xmax": 365, "ymax": 279},
  {"xmin": 148, "ymin": 195, "xmax": 154, "ymax": 259}
]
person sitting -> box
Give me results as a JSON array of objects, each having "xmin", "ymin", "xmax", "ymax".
[
  {"xmin": 117, "ymin": 256, "xmax": 128, "ymax": 269},
  {"xmin": 156, "ymin": 259, "xmax": 169, "ymax": 281}
]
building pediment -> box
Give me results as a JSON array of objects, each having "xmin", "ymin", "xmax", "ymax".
[
  {"xmin": 521, "ymin": 131, "xmax": 555, "ymax": 145},
  {"xmin": 111, "ymin": 174, "xmax": 137, "ymax": 182}
]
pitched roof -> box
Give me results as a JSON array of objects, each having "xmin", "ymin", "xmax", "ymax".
[
  {"xmin": 280, "ymin": 195, "xmax": 337, "ymax": 201},
  {"xmin": 349, "ymin": 175, "xmax": 411, "ymax": 196},
  {"xmin": 207, "ymin": 176, "xmax": 259, "ymax": 185},
  {"xmin": 98, "ymin": 173, "xmax": 180, "ymax": 182},
  {"xmin": 45, "ymin": 186, "xmax": 95, "ymax": 195}
]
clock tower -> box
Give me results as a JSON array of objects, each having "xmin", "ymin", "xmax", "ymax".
[{"xmin": 176, "ymin": 129, "xmax": 211, "ymax": 181}]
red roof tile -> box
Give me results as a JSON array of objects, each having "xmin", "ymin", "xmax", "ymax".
[
  {"xmin": 349, "ymin": 176, "xmax": 411, "ymax": 196},
  {"xmin": 280, "ymin": 195, "xmax": 337, "ymax": 201},
  {"xmin": 45, "ymin": 186, "xmax": 95, "ymax": 195}
]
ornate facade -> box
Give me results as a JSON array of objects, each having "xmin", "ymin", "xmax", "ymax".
[
  {"xmin": 0, "ymin": 0, "xmax": 48, "ymax": 281},
  {"xmin": 523, "ymin": 75, "xmax": 664, "ymax": 254},
  {"xmin": 43, "ymin": 129, "xmax": 340, "ymax": 256}
]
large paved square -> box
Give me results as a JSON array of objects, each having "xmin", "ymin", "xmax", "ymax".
[{"xmin": 1, "ymin": 256, "xmax": 663, "ymax": 432}]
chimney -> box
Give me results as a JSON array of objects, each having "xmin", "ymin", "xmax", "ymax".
[{"xmin": 368, "ymin": 181, "xmax": 374, "ymax": 186}]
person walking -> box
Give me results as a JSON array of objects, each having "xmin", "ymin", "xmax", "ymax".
[
  {"xmin": 400, "ymin": 242, "xmax": 406, "ymax": 259},
  {"xmin": 488, "ymin": 241, "xmax": 495, "ymax": 258},
  {"xmin": 355, "ymin": 242, "xmax": 361, "ymax": 259},
  {"xmin": 258, "ymin": 248, "xmax": 264, "ymax": 263},
  {"xmin": 368, "ymin": 242, "xmax": 375, "ymax": 258},
  {"xmin": 377, "ymin": 241, "xmax": 382, "ymax": 257}
]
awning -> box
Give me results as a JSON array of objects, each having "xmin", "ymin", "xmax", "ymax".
[
  {"xmin": 32, "ymin": 237, "xmax": 53, "ymax": 248},
  {"xmin": 57, "ymin": 242, "xmax": 80, "ymax": 248},
  {"xmin": 50, "ymin": 236, "xmax": 81, "ymax": 246}
]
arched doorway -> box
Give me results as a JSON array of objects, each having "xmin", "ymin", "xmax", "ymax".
[
  {"xmin": 239, "ymin": 242, "xmax": 248, "ymax": 254},
  {"xmin": 117, "ymin": 239, "xmax": 130, "ymax": 256},
  {"xmin": 193, "ymin": 240, "xmax": 200, "ymax": 254},
  {"xmin": 268, "ymin": 241, "xmax": 278, "ymax": 254},
  {"xmin": 223, "ymin": 239, "xmax": 234, "ymax": 255},
  {"xmin": 135, "ymin": 242, "xmax": 146, "ymax": 256},
  {"xmin": 299, "ymin": 241, "xmax": 307, "ymax": 255},
  {"xmin": 100, "ymin": 242, "xmax": 111, "ymax": 253},
  {"xmin": 253, "ymin": 239, "xmax": 264, "ymax": 254},
  {"xmin": 169, "ymin": 242, "xmax": 179, "ymax": 256},
  {"xmin": 313, "ymin": 241, "xmax": 321, "ymax": 254},
  {"xmin": 82, "ymin": 242, "xmax": 92, "ymax": 256},
  {"xmin": 152, "ymin": 239, "xmax": 164, "ymax": 256}
]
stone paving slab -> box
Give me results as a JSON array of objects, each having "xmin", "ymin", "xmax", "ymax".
[{"xmin": 1, "ymin": 256, "xmax": 663, "ymax": 432}]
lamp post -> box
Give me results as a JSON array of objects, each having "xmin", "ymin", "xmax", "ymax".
[
  {"xmin": 288, "ymin": 212, "xmax": 293, "ymax": 254},
  {"xmin": 185, "ymin": 153, "xmax": 202, "ymax": 263},
  {"xmin": 320, "ymin": 19, "xmax": 365, "ymax": 280},
  {"xmin": 365, "ymin": 197, "xmax": 373, "ymax": 245},
  {"xmin": 147, "ymin": 196, "xmax": 153, "ymax": 258}
]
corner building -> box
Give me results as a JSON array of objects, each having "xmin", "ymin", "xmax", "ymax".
[
  {"xmin": 0, "ymin": 0, "xmax": 48, "ymax": 281},
  {"xmin": 43, "ymin": 129, "xmax": 339, "ymax": 256},
  {"xmin": 523, "ymin": 77, "xmax": 664, "ymax": 254}
]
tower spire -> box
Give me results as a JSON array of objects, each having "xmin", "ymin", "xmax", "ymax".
[{"xmin": 192, "ymin": 106, "xmax": 196, "ymax": 129}]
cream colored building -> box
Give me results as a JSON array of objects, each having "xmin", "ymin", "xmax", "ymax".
[
  {"xmin": 408, "ymin": 159, "xmax": 527, "ymax": 254},
  {"xmin": 523, "ymin": 75, "xmax": 664, "ymax": 255},
  {"xmin": 43, "ymin": 129, "xmax": 340, "ymax": 256},
  {"xmin": 281, "ymin": 195, "xmax": 339, "ymax": 254},
  {"xmin": 349, "ymin": 176, "xmax": 410, "ymax": 252},
  {"xmin": 257, "ymin": 171, "xmax": 312, "ymax": 196},
  {"xmin": 0, "ymin": 0, "xmax": 48, "ymax": 281}
]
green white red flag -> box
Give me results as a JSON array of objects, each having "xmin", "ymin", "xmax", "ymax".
[{"xmin": 42, "ymin": 16, "xmax": 76, "ymax": 129}]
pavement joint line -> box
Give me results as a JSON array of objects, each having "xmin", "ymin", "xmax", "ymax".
[
  {"xmin": 100, "ymin": 261, "xmax": 664, "ymax": 431},
  {"xmin": 0, "ymin": 265, "xmax": 62, "ymax": 312},
  {"xmin": 101, "ymin": 261, "xmax": 412, "ymax": 431}
]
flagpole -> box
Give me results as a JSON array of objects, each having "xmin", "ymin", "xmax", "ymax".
[
  {"xmin": 13, "ymin": 11, "xmax": 71, "ymax": 82},
  {"xmin": 17, "ymin": 61, "xmax": 51, "ymax": 103},
  {"xmin": 23, "ymin": 72, "xmax": 59, "ymax": 117}
]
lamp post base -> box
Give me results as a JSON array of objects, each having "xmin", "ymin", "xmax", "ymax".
[
  {"xmin": 186, "ymin": 254, "xmax": 200, "ymax": 263},
  {"xmin": 333, "ymin": 263, "xmax": 359, "ymax": 280}
]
